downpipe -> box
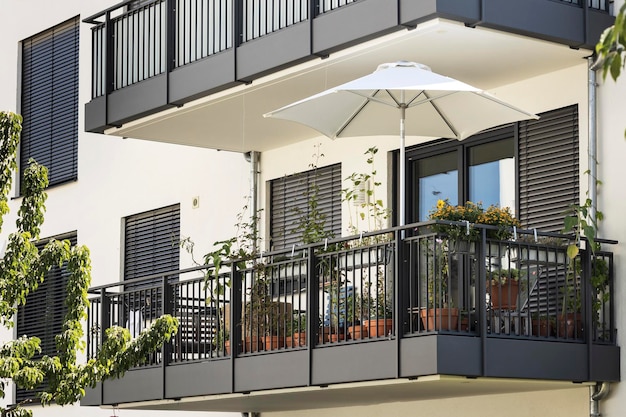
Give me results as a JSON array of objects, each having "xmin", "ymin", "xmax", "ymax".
[
  {"xmin": 590, "ymin": 382, "xmax": 610, "ymax": 417},
  {"xmin": 588, "ymin": 56, "xmax": 598, "ymax": 226},
  {"xmin": 244, "ymin": 151, "xmax": 260, "ymax": 252}
]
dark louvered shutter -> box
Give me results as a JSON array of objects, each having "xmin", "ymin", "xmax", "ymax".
[
  {"xmin": 124, "ymin": 204, "xmax": 180, "ymax": 282},
  {"xmin": 518, "ymin": 105, "xmax": 579, "ymax": 232},
  {"xmin": 16, "ymin": 233, "xmax": 78, "ymax": 402},
  {"xmin": 20, "ymin": 17, "xmax": 79, "ymax": 190},
  {"xmin": 270, "ymin": 164, "xmax": 342, "ymax": 249}
]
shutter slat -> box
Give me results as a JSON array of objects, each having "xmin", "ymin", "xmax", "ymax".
[
  {"xmin": 270, "ymin": 164, "xmax": 342, "ymax": 249},
  {"xmin": 518, "ymin": 105, "xmax": 579, "ymax": 232}
]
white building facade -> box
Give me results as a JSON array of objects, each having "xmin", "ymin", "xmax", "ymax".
[{"xmin": 1, "ymin": 0, "xmax": 626, "ymax": 416}]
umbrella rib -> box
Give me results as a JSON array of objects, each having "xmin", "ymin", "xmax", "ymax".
[
  {"xmin": 422, "ymin": 91, "xmax": 460, "ymax": 138},
  {"xmin": 336, "ymin": 90, "xmax": 398, "ymax": 137}
]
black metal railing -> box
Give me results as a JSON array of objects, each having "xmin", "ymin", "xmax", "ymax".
[
  {"xmin": 557, "ymin": 0, "xmax": 612, "ymax": 11},
  {"xmin": 176, "ymin": 0, "xmax": 233, "ymax": 66},
  {"xmin": 86, "ymin": 222, "xmax": 616, "ymax": 367},
  {"xmin": 242, "ymin": 0, "xmax": 308, "ymax": 41},
  {"xmin": 85, "ymin": 0, "xmax": 612, "ymax": 98},
  {"xmin": 316, "ymin": 0, "xmax": 358, "ymax": 14}
]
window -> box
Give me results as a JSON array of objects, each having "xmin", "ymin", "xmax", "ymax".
[
  {"xmin": 16, "ymin": 232, "xmax": 77, "ymax": 402},
  {"xmin": 20, "ymin": 17, "xmax": 79, "ymax": 190},
  {"xmin": 408, "ymin": 105, "xmax": 579, "ymax": 230},
  {"xmin": 270, "ymin": 164, "xmax": 342, "ymax": 249},
  {"xmin": 124, "ymin": 204, "xmax": 181, "ymax": 282}
]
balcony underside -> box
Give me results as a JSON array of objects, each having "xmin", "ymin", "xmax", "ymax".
[
  {"xmin": 85, "ymin": 0, "xmax": 613, "ymax": 152},
  {"xmin": 85, "ymin": 336, "xmax": 617, "ymax": 412}
]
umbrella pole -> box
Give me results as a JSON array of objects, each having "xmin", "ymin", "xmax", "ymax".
[{"xmin": 399, "ymin": 98, "xmax": 406, "ymax": 228}]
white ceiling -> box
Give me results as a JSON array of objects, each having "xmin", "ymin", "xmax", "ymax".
[
  {"xmin": 107, "ymin": 19, "xmax": 590, "ymax": 153},
  {"xmin": 117, "ymin": 375, "xmax": 590, "ymax": 412}
]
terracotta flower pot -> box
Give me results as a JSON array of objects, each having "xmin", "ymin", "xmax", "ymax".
[
  {"xmin": 348, "ymin": 324, "xmax": 368, "ymax": 340},
  {"xmin": 419, "ymin": 308, "xmax": 459, "ymax": 331},
  {"xmin": 364, "ymin": 318, "xmax": 393, "ymax": 337},
  {"xmin": 557, "ymin": 313, "xmax": 584, "ymax": 339},
  {"xmin": 489, "ymin": 281, "xmax": 519, "ymax": 310},
  {"xmin": 286, "ymin": 332, "xmax": 307, "ymax": 348}
]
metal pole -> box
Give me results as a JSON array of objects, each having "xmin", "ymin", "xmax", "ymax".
[{"xmin": 399, "ymin": 91, "xmax": 406, "ymax": 227}]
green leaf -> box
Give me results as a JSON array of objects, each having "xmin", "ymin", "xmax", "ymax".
[{"xmin": 567, "ymin": 244, "xmax": 579, "ymax": 260}]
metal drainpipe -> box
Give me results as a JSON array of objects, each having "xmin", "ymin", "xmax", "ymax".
[
  {"xmin": 590, "ymin": 382, "xmax": 610, "ymax": 417},
  {"xmin": 244, "ymin": 151, "xmax": 260, "ymax": 253},
  {"xmin": 588, "ymin": 56, "xmax": 598, "ymax": 231}
]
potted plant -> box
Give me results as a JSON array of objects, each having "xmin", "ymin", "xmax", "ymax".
[
  {"xmin": 216, "ymin": 327, "xmax": 230, "ymax": 356},
  {"xmin": 531, "ymin": 313, "xmax": 554, "ymax": 337},
  {"xmin": 487, "ymin": 268, "xmax": 522, "ymax": 310},
  {"xmin": 342, "ymin": 147, "xmax": 392, "ymax": 243},
  {"xmin": 419, "ymin": 238, "xmax": 459, "ymax": 331},
  {"xmin": 286, "ymin": 312, "xmax": 307, "ymax": 348},
  {"xmin": 364, "ymin": 276, "xmax": 393, "ymax": 337},
  {"xmin": 429, "ymin": 200, "xmax": 520, "ymax": 251},
  {"xmin": 345, "ymin": 291, "xmax": 370, "ymax": 340}
]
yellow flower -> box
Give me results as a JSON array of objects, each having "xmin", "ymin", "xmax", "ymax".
[{"xmin": 437, "ymin": 199, "xmax": 445, "ymax": 209}]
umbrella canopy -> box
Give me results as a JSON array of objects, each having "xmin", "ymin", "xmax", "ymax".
[{"xmin": 264, "ymin": 61, "xmax": 538, "ymax": 226}]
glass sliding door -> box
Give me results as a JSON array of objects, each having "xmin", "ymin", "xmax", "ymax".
[
  {"xmin": 468, "ymin": 138, "xmax": 515, "ymax": 215},
  {"xmin": 415, "ymin": 151, "xmax": 458, "ymax": 221}
]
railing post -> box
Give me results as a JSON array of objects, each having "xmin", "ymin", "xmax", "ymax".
[
  {"xmin": 478, "ymin": 227, "xmax": 488, "ymax": 375},
  {"xmin": 104, "ymin": 11, "xmax": 115, "ymax": 125},
  {"xmin": 165, "ymin": 0, "xmax": 176, "ymax": 103},
  {"xmin": 161, "ymin": 274, "xmax": 172, "ymax": 397},
  {"xmin": 234, "ymin": 0, "xmax": 243, "ymax": 47},
  {"xmin": 306, "ymin": 245, "xmax": 317, "ymax": 386},
  {"xmin": 230, "ymin": 264, "xmax": 242, "ymax": 392},
  {"xmin": 99, "ymin": 290, "xmax": 111, "ymax": 352}
]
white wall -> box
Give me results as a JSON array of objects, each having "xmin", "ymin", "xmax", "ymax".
[{"xmin": 0, "ymin": 2, "xmax": 247, "ymax": 416}]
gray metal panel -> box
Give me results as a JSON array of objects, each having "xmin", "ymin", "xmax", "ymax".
[
  {"xmin": 313, "ymin": 0, "xmax": 399, "ymax": 55},
  {"xmin": 586, "ymin": 9, "xmax": 615, "ymax": 50},
  {"xmin": 81, "ymin": 383, "xmax": 102, "ymax": 406},
  {"xmin": 485, "ymin": 339, "xmax": 587, "ymax": 381},
  {"xmin": 589, "ymin": 344, "xmax": 620, "ymax": 382},
  {"xmin": 107, "ymin": 74, "xmax": 169, "ymax": 126},
  {"xmin": 400, "ymin": 335, "xmax": 481, "ymax": 377},
  {"xmin": 166, "ymin": 360, "xmax": 232, "ymax": 397},
  {"xmin": 399, "ymin": 0, "xmax": 480, "ymax": 27},
  {"xmin": 437, "ymin": 335, "xmax": 481, "ymax": 376},
  {"xmin": 400, "ymin": 336, "xmax": 439, "ymax": 377},
  {"xmin": 482, "ymin": 0, "xmax": 584, "ymax": 46},
  {"xmin": 169, "ymin": 49, "xmax": 238, "ymax": 104},
  {"xmin": 102, "ymin": 367, "xmax": 163, "ymax": 404},
  {"xmin": 311, "ymin": 341, "xmax": 396, "ymax": 385},
  {"xmin": 84, "ymin": 97, "xmax": 108, "ymax": 133},
  {"xmin": 236, "ymin": 23, "xmax": 311, "ymax": 82},
  {"xmin": 235, "ymin": 350, "xmax": 309, "ymax": 392}
]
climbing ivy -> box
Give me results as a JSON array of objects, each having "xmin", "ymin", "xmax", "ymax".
[{"xmin": 0, "ymin": 112, "xmax": 178, "ymax": 417}]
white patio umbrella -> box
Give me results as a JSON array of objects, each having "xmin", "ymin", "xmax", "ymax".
[{"xmin": 264, "ymin": 61, "xmax": 538, "ymax": 226}]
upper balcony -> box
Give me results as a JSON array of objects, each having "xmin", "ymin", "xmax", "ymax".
[
  {"xmin": 84, "ymin": 0, "xmax": 614, "ymax": 152},
  {"xmin": 82, "ymin": 222, "xmax": 619, "ymax": 412}
]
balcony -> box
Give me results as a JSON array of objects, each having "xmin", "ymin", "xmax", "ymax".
[
  {"xmin": 84, "ymin": 0, "xmax": 614, "ymax": 148},
  {"xmin": 83, "ymin": 222, "xmax": 619, "ymax": 411}
]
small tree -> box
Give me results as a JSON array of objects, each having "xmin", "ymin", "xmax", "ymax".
[{"xmin": 0, "ymin": 112, "xmax": 177, "ymax": 417}]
